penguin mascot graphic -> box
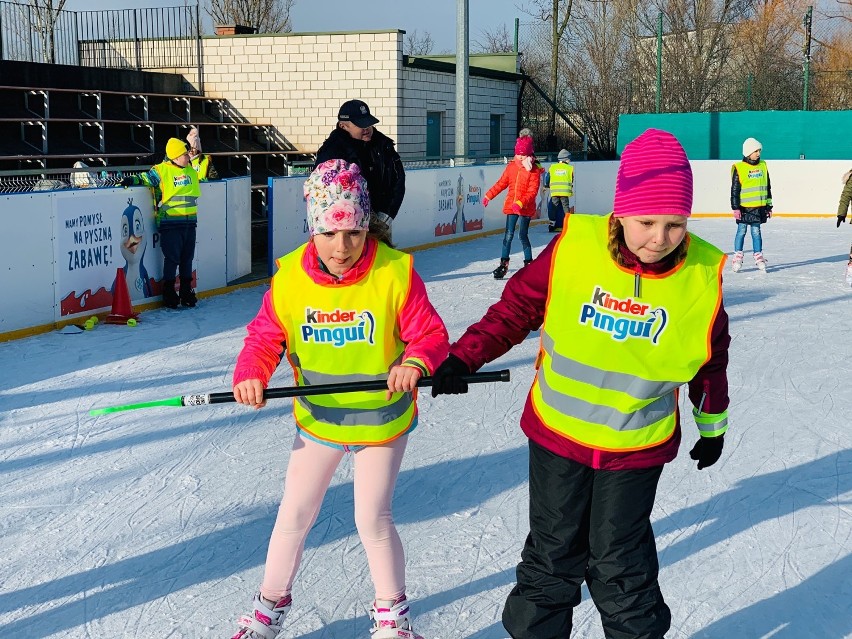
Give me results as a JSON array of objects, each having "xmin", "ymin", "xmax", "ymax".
[{"xmin": 118, "ymin": 199, "xmax": 152, "ymax": 300}]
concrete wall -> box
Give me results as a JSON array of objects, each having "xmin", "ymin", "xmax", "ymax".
[
  {"xmin": 166, "ymin": 31, "xmax": 404, "ymax": 153},
  {"xmin": 398, "ymin": 68, "xmax": 518, "ymax": 158},
  {"xmin": 156, "ymin": 31, "xmax": 519, "ymax": 159}
]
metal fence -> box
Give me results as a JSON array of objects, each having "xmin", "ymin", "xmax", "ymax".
[
  {"xmin": 517, "ymin": 5, "xmax": 852, "ymax": 155},
  {"xmin": 0, "ymin": 155, "xmax": 558, "ymax": 195},
  {"xmin": 0, "ymin": 1, "xmax": 199, "ymax": 70}
]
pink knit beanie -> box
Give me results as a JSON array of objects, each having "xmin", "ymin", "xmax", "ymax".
[
  {"xmin": 613, "ymin": 128, "xmax": 693, "ymax": 218},
  {"xmin": 515, "ymin": 135, "xmax": 535, "ymax": 156}
]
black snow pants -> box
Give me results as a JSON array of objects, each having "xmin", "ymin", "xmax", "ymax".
[{"xmin": 502, "ymin": 440, "xmax": 671, "ymax": 639}]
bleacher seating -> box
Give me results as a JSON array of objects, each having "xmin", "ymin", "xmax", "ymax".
[
  {"xmin": 0, "ymin": 84, "xmax": 311, "ymax": 182},
  {"xmin": 0, "ymin": 63, "xmax": 316, "ymax": 279}
]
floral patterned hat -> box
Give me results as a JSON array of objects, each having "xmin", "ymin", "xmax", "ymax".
[{"xmin": 303, "ymin": 159, "xmax": 371, "ymax": 235}]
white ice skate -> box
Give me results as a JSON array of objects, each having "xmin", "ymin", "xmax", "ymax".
[
  {"xmin": 731, "ymin": 251, "xmax": 744, "ymax": 273},
  {"xmin": 231, "ymin": 593, "xmax": 291, "ymax": 639},
  {"xmin": 369, "ymin": 596, "xmax": 424, "ymax": 639},
  {"xmin": 845, "ymin": 263, "xmax": 852, "ymax": 287},
  {"xmin": 754, "ymin": 252, "xmax": 767, "ymax": 271}
]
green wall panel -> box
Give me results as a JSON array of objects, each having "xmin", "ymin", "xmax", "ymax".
[{"xmin": 617, "ymin": 111, "xmax": 852, "ymax": 160}]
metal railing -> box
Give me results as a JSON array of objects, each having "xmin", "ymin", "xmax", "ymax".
[{"xmin": 0, "ymin": 1, "xmax": 199, "ymax": 71}]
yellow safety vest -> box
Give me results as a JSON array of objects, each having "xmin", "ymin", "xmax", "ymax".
[
  {"xmin": 191, "ymin": 155, "xmax": 212, "ymax": 181},
  {"xmin": 270, "ymin": 242, "xmax": 417, "ymax": 446},
  {"xmin": 733, "ymin": 160, "xmax": 770, "ymax": 208},
  {"xmin": 548, "ymin": 163, "xmax": 574, "ymax": 197},
  {"xmin": 154, "ymin": 161, "xmax": 200, "ymax": 223},
  {"xmin": 530, "ymin": 214, "xmax": 726, "ymax": 452}
]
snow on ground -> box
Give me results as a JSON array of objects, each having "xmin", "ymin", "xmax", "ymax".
[{"xmin": 1, "ymin": 218, "xmax": 851, "ymax": 639}]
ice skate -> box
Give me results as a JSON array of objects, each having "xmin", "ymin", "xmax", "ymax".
[
  {"xmin": 231, "ymin": 593, "xmax": 291, "ymax": 639},
  {"xmin": 731, "ymin": 251, "xmax": 744, "ymax": 273},
  {"xmin": 369, "ymin": 596, "xmax": 424, "ymax": 639},
  {"xmin": 492, "ymin": 258, "xmax": 509, "ymax": 279},
  {"xmin": 845, "ymin": 263, "xmax": 852, "ymax": 287},
  {"xmin": 754, "ymin": 252, "xmax": 767, "ymax": 271}
]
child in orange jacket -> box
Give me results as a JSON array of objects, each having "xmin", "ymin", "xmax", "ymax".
[{"xmin": 483, "ymin": 134, "xmax": 544, "ymax": 279}]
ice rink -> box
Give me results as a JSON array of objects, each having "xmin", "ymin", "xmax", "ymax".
[{"xmin": 1, "ymin": 217, "xmax": 850, "ymax": 638}]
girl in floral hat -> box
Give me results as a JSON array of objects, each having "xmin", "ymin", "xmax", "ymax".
[
  {"xmin": 431, "ymin": 129, "xmax": 730, "ymax": 639},
  {"xmin": 229, "ymin": 159, "xmax": 448, "ymax": 639},
  {"xmin": 482, "ymin": 132, "xmax": 545, "ymax": 279}
]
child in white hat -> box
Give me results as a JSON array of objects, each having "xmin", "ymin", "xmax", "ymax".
[{"xmin": 730, "ymin": 137, "xmax": 773, "ymax": 272}]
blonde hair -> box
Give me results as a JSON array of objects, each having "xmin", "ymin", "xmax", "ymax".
[{"xmin": 607, "ymin": 216, "xmax": 688, "ymax": 266}]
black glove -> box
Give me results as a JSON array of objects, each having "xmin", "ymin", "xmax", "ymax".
[
  {"xmin": 838, "ymin": 216, "xmax": 846, "ymax": 228},
  {"xmin": 689, "ymin": 435, "xmax": 724, "ymax": 470},
  {"xmin": 430, "ymin": 354, "xmax": 471, "ymax": 397},
  {"xmin": 119, "ymin": 176, "xmax": 135, "ymax": 188}
]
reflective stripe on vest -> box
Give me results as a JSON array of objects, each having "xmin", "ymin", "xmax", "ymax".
[
  {"xmin": 156, "ymin": 161, "xmax": 200, "ymax": 221},
  {"xmin": 733, "ymin": 161, "xmax": 769, "ymax": 207},
  {"xmin": 271, "ymin": 241, "xmax": 417, "ymax": 445},
  {"xmin": 530, "ymin": 213, "xmax": 725, "ymax": 452},
  {"xmin": 548, "ymin": 163, "xmax": 574, "ymax": 197}
]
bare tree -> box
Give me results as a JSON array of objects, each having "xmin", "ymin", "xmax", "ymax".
[
  {"xmin": 20, "ymin": 0, "xmax": 68, "ymax": 64},
  {"xmin": 205, "ymin": 0, "xmax": 295, "ymax": 34},
  {"xmin": 634, "ymin": 0, "xmax": 758, "ymax": 112},
  {"xmin": 473, "ymin": 24, "xmax": 515, "ymax": 53},
  {"xmin": 404, "ymin": 30, "xmax": 435, "ymax": 56},
  {"xmin": 521, "ymin": 0, "xmax": 576, "ymax": 143}
]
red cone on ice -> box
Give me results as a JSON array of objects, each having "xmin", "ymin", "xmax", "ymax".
[{"xmin": 104, "ymin": 268, "xmax": 139, "ymax": 324}]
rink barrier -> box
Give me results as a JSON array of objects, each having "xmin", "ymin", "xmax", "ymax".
[{"xmin": 2, "ymin": 161, "xmax": 848, "ymax": 341}]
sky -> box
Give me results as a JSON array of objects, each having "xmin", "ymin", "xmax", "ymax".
[
  {"xmin": 1, "ymin": 217, "xmax": 851, "ymax": 638},
  {"xmin": 63, "ymin": 0, "xmax": 526, "ymax": 53}
]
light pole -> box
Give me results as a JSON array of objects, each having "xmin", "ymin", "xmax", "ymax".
[{"xmin": 455, "ymin": 0, "xmax": 469, "ymax": 161}]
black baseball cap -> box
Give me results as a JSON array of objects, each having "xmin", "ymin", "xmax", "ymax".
[{"xmin": 338, "ymin": 99, "xmax": 380, "ymax": 128}]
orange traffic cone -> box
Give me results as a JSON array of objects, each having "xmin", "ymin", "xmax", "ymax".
[{"xmin": 105, "ymin": 268, "xmax": 139, "ymax": 325}]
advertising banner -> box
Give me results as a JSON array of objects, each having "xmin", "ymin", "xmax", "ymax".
[{"xmin": 54, "ymin": 189, "xmax": 163, "ymax": 318}]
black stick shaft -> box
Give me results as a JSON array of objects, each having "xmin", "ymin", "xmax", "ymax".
[{"xmin": 204, "ymin": 369, "xmax": 510, "ymax": 404}]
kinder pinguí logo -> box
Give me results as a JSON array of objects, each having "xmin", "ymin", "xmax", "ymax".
[
  {"xmin": 300, "ymin": 307, "xmax": 375, "ymax": 347},
  {"xmin": 579, "ymin": 286, "xmax": 668, "ymax": 343},
  {"xmin": 172, "ymin": 174, "xmax": 192, "ymax": 187},
  {"xmin": 747, "ymin": 168, "xmax": 764, "ymax": 180}
]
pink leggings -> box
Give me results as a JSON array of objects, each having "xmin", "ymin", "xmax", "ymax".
[{"xmin": 260, "ymin": 433, "xmax": 408, "ymax": 602}]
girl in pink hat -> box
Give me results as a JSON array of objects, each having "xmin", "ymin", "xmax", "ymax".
[
  {"xmin": 430, "ymin": 129, "xmax": 730, "ymax": 639},
  {"xmin": 482, "ymin": 132, "xmax": 545, "ymax": 279},
  {"xmin": 228, "ymin": 159, "xmax": 448, "ymax": 639}
]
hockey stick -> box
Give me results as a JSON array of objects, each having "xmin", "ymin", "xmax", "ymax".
[{"xmin": 89, "ymin": 369, "xmax": 510, "ymax": 416}]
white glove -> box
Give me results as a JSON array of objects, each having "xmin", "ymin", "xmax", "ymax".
[{"xmin": 186, "ymin": 126, "xmax": 201, "ymax": 153}]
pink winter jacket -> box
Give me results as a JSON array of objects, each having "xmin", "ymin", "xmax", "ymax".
[{"xmin": 234, "ymin": 237, "xmax": 449, "ymax": 388}]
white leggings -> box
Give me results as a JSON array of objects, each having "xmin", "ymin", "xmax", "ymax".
[{"xmin": 260, "ymin": 433, "xmax": 408, "ymax": 602}]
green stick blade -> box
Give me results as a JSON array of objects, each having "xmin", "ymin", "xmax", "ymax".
[{"xmin": 89, "ymin": 396, "xmax": 183, "ymax": 416}]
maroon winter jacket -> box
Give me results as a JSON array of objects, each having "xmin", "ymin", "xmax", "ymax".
[{"xmin": 450, "ymin": 234, "xmax": 730, "ymax": 471}]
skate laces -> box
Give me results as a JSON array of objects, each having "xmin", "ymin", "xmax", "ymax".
[
  {"xmin": 233, "ymin": 593, "xmax": 291, "ymax": 639},
  {"xmin": 371, "ymin": 595, "xmax": 411, "ymax": 630}
]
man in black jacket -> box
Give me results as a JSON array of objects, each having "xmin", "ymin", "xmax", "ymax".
[{"xmin": 315, "ymin": 100, "xmax": 406, "ymax": 225}]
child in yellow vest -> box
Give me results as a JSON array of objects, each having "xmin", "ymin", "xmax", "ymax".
[
  {"xmin": 730, "ymin": 137, "xmax": 773, "ymax": 272},
  {"xmin": 430, "ymin": 129, "xmax": 730, "ymax": 639},
  {"xmin": 228, "ymin": 159, "xmax": 448, "ymax": 639}
]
